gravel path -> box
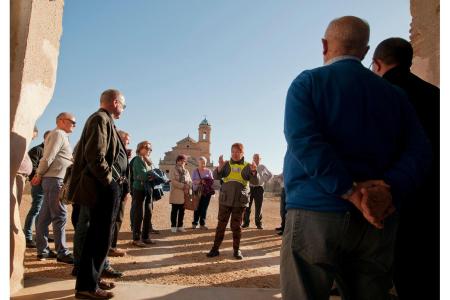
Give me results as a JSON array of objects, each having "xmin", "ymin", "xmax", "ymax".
[{"xmin": 20, "ymin": 189, "xmax": 283, "ymax": 288}]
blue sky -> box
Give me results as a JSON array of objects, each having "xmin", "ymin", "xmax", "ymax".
[{"xmin": 30, "ymin": 0, "xmax": 411, "ymax": 174}]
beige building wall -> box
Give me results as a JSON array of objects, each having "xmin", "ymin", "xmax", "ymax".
[
  {"xmin": 410, "ymin": 0, "xmax": 440, "ymax": 87},
  {"xmin": 10, "ymin": 0, "xmax": 64, "ymax": 294},
  {"xmin": 159, "ymin": 121, "xmax": 213, "ymax": 175}
]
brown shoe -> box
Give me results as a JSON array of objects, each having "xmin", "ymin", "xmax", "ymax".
[
  {"xmin": 75, "ymin": 288, "xmax": 114, "ymax": 299},
  {"xmin": 132, "ymin": 240, "xmax": 146, "ymax": 247},
  {"xmin": 98, "ymin": 279, "xmax": 116, "ymax": 290},
  {"xmin": 142, "ymin": 238, "xmax": 156, "ymax": 245},
  {"xmin": 108, "ymin": 248, "xmax": 126, "ymax": 257}
]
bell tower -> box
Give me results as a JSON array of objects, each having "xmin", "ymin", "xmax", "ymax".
[{"xmin": 198, "ymin": 118, "xmax": 211, "ymax": 164}]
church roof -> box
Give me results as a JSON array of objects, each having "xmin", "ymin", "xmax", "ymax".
[
  {"xmin": 177, "ymin": 136, "xmax": 197, "ymax": 144},
  {"xmin": 200, "ymin": 118, "xmax": 210, "ymax": 126}
]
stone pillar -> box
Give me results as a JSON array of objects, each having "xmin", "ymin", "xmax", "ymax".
[
  {"xmin": 410, "ymin": 0, "xmax": 440, "ymax": 87},
  {"xmin": 10, "ymin": 0, "xmax": 64, "ymax": 294}
]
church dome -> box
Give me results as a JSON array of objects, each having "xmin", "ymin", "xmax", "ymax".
[{"xmin": 200, "ymin": 118, "xmax": 210, "ymax": 126}]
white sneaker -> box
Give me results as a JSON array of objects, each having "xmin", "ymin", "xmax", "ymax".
[
  {"xmin": 177, "ymin": 227, "xmax": 186, "ymax": 232},
  {"xmin": 192, "ymin": 224, "xmax": 198, "ymax": 229},
  {"xmin": 171, "ymin": 227, "xmax": 177, "ymax": 233}
]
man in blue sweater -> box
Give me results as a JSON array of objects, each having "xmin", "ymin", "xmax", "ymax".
[{"xmin": 281, "ymin": 16, "xmax": 432, "ymax": 300}]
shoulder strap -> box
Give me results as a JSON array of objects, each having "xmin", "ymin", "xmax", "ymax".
[{"xmin": 197, "ymin": 168, "xmax": 202, "ymax": 179}]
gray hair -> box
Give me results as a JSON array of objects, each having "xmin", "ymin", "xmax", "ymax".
[
  {"xmin": 56, "ymin": 112, "xmax": 73, "ymax": 123},
  {"xmin": 100, "ymin": 89, "xmax": 122, "ymax": 104},
  {"xmin": 198, "ymin": 156, "xmax": 207, "ymax": 164},
  {"xmin": 117, "ymin": 130, "xmax": 130, "ymax": 139}
]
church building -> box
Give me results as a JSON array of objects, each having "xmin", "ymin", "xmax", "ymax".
[{"xmin": 159, "ymin": 118, "xmax": 213, "ymax": 175}]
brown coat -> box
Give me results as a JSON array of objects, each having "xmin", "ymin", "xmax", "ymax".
[
  {"xmin": 68, "ymin": 108, "xmax": 121, "ymax": 207},
  {"xmin": 169, "ymin": 166, "xmax": 192, "ymax": 205}
]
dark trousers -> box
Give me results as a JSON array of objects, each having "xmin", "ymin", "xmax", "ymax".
[
  {"xmin": 170, "ymin": 204, "xmax": 185, "ymax": 227},
  {"xmin": 280, "ymin": 188, "xmax": 286, "ymax": 229},
  {"xmin": 243, "ymin": 186, "xmax": 264, "ymax": 226},
  {"xmin": 73, "ymin": 203, "xmax": 111, "ymax": 270},
  {"xmin": 75, "ymin": 181, "xmax": 120, "ymax": 292},
  {"xmin": 393, "ymin": 182, "xmax": 439, "ymax": 300},
  {"xmin": 132, "ymin": 189, "xmax": 152, "ymax": 241},
  {"xmin": 280, "ymin": 209, "xmax": 397, "ymax": 300},
  {"xmin": 111, "ymin": 198, "xmax": 125, "ymax": 248},
  {"xmin": 212, "ymin": 205, "xmax": 246, "ymax": 251},
  {"xmin": 192, "ymin": 194, "xmax": 212, "ymax": 226}
]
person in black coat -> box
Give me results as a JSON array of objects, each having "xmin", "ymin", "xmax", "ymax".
[{"xmin": 372, "ymin": 37, "xmax": 440, "ymax": 300}]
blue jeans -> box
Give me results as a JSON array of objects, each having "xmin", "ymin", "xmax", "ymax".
[
  {"xmin": 36, "ymin": 177, "xmax": 69, "ymax": 257},
  {"xmin": 280, "ymin": 208, "xmax": 397, "ymax": 300},
  {"xmin": 23, "ymin": 184, "xmax": 45, "ymax": 241}
]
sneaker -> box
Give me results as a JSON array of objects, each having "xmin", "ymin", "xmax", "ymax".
[
  {"xmin": 233, "ymin": 249, "xmax": 244, "ymax": 260},
  {"xmin": 108, "ymin": 248, "xmax": 126, "ymax": 257},
  {"xmin": 37, "ymin": 250, "xmax": 57, "ymax": 260},
  {"xmin": 75, "ymin": 288, "xmax": 114, "ymax": 299},
  {"xmin": 277, "ymin": 230, "xmax": 284, "ymax": 236},
  {"xmin": 200, "ymin": 225, "xmax": 208, "ymax": 230},
  {"xmin": 142, "ymin": 238, "xmax": 156, "ymax": 245},
  {"xmin": 57, "ymin": 253, "xmax": 74, "ymax": 264},
  {"xmin": 206, "ymin": 249, "xmax": 220, "ymax": 258},
  {"xmin": 256, "ymin": 225, "xmax": 264, "ymax": 230},
  {"xmin": 102, "ymin": 266, "xmax": 123, "ymax": 278},
  {"xmin": 275, "ymin": 226, "xmax": 283, "ymax": 231},
  {"xmin": 241, "ymin": 224, "xmax": 249, "ymax": 228},
  {"xmin": 192, "ymin": 224, "xmax": 198, "ymax": 229},
  {"xmin": 132, "ymin": 240, "xmax": 146, "ymax": 247},
  {"xmin": 170, "ymin": 227, "xmax": 177, "ymax": 233},
  {"xmin": 26, "ymin": 239, "xmax": 36, "ymax": 248},
  {"xmin": 177, "ymin": 227, "xmax": 186, "ymax": 232}
]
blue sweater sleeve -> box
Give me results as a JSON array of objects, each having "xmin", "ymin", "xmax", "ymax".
[
  {"xmin": 383, "ymin": 96, "xmax": 432, "ymax": 202},
  {"xmin": 284, "ymin": 72, "xmax": 353, "ymax": 196}
]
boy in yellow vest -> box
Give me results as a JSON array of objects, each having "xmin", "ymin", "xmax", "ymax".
[{"xmin": 206, "ymin": 143, "xmax": 259, "ymax": 259}]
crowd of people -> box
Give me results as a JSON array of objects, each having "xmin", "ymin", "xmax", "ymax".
[{"xmin": 13, "ymin": 14, "xmax": 439, "ymax": 300}]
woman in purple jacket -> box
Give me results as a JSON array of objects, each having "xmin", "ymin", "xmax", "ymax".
[{"xmin": 191, "ymin": 156, "xmax": 215, "ymax": 229}]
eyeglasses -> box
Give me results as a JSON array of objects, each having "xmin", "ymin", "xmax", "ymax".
[
  {"xmin": 64, "ymin": 119, "xmax": 76, "ymax": 125},
  {"xmin": 116, "ymin": 99, "xmax": 126, "ymax": 110}
]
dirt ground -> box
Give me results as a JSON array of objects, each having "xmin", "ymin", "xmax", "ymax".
[{"xmin": 19, "ymin": 189, "xmax": 283, "ymax": 288}]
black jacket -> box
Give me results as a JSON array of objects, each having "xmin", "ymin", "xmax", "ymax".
[{"xmin": 28, "ymin": 142, "xmax": 44, "ymax": 180}]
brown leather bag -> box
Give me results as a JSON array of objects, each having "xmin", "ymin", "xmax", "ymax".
[{"xmin": 184, "ymin": 187, "xmax": 200, "ymax": 210}]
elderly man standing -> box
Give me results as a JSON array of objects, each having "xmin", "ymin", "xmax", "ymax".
[
  {"xmin": 372, "ymin": 37, "xmax": 439, "ymax": 300},
  {"xmin": 31, "ymin": 113, "xmax": 76, "ymax": 263},
  {"xmin": 281, "ymin": 16, "xmax": 431, "ymax": 300},
  {"xmin": 69, "ymin": 89, "xmax": 127, "ymax": 299},
  {"xmin": 242, "ymin": 153, "xmax": 272, "ymax": 229}
]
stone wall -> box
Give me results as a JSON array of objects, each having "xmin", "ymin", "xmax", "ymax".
[
  {"xmin": 410, "ymin": 0, "xmax": 440, "ymax": 86},
  {"xmin": 10, "ymin": 0, "xmax": 64, "ymax": 294}
]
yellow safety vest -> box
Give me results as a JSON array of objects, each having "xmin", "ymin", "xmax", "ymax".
[{"xmin": 223, "ymin": 161, "xmax": 249, "ymax": 186}]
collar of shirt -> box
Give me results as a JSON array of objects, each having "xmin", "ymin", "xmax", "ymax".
[{"xmin": 325, "ymin": 55, "xmax": 361, "ymax": 66}]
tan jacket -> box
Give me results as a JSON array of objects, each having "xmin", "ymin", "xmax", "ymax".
[{"xmin": 169, "ymin": 166, "xmax": 192, "ymax": 205}]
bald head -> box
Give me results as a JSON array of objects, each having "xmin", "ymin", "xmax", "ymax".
[{"xmin": 323, "ymin": 16, "xmax": 370, "ymax": 62}]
